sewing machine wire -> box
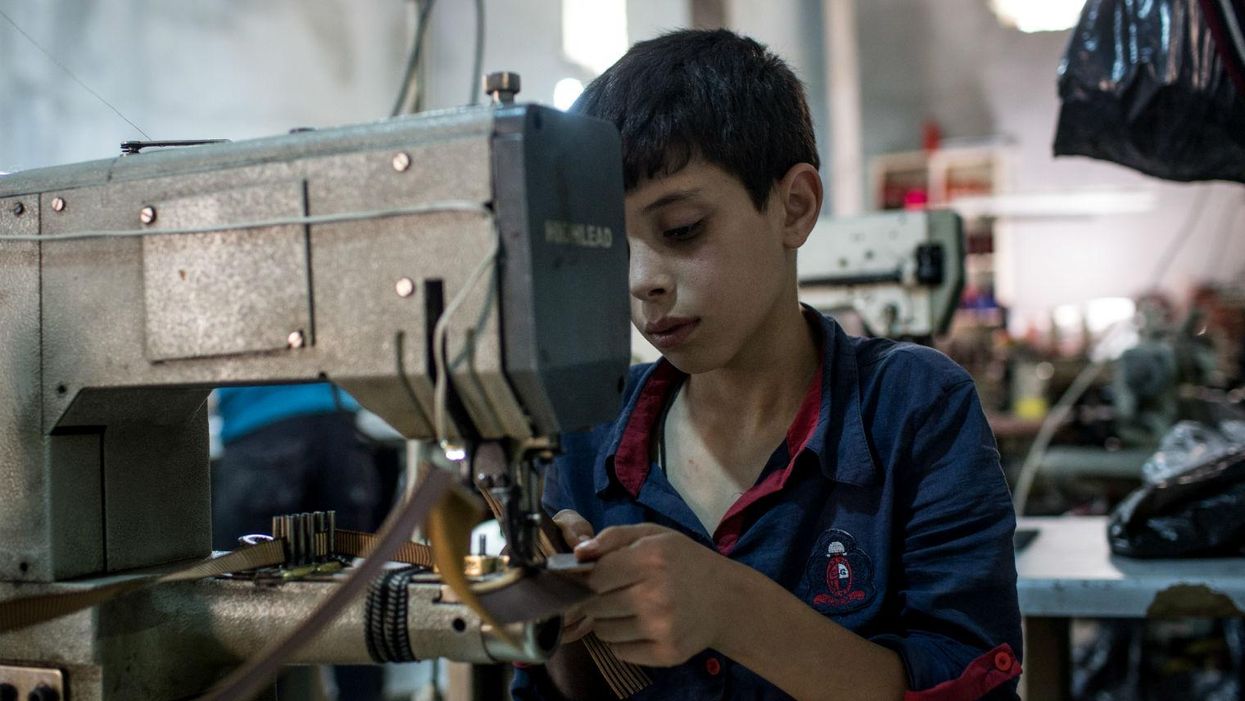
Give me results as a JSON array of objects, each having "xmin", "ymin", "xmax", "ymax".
[
  {"xmin": 432, "ymin": 235, "xmax": 500, "ymax": 451},
  {"xmin": 202, "ymin": 227, "xmax": 499, "ymax": 701},
  {"xmin": 0, "ymin": 201, "xmax": 490, "ymax": 242}
]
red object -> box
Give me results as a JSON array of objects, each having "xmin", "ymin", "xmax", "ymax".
[
  {"xmin": 614, "ymin": 354, "xmax": 826, "ymax": 555},
  {"xmin": 903, "ymin": 188, "xmax": 929, "ymax": 210},
  {"xmin": 704, "ymin": 657, "xmax": 722, "ymax": 676},
  {"xmin": 922, "ymin": 120, "xmax": 942, "ymax": 151},
  {"xmin": 902, "ymin": 644, "xmax": 1021, "ymax": 701}
]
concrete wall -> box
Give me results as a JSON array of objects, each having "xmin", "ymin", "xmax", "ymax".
[
  {"xmin": 4, "ymin": 0, "xmax": 1241, "ymax": 334},
  {"xmin": 421, "ymin": 0, "xmax": 689, "ymax": 112},
  {"xmin": 0, "ymin": 0, "xmax": 690, "ymax": 173},
  {"xmin": 0, "ymin": 1, "xmax": 410, "ymax": 171}
]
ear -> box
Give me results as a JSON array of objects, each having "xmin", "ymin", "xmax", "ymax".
[{"xmin": 775, "ymin": 163, "xmax": 822, "ymax": 249}]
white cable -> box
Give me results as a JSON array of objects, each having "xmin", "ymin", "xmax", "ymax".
[
  {"xmin": 1011, "ymin": 359, "xmax": 1107, "ymax": 516},
  {"xmin": 1011, "ymin": 319, "xmax": 1134, "ymax": 515},
  {"xmin": 432, "ymin": 236, "xmax": 501, "ymax": 452},
  {"xmin": 0, "ymin": 200, "xmax": 490, "ymax": 242},
  {"xmin": 1012, "ymin": 186, "xmax": 1220, "ymax": 515}
]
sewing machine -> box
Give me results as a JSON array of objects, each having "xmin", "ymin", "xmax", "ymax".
[
  {"xmin": 0, "ymin": 100, "xmax": 629, "ymax": 700},
  {"xmin": 798, "ymin": 210, "xmax": 966, "ymax": 340}
]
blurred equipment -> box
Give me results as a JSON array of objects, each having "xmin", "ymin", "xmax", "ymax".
[
  {"xmin": 0, "ymin": 97, "xmax": 629, "ymax": 700},
  {"xmin": 1013, "ymin": 294, "xmax": 1230, "ymax": 515},
  {"xmin": 1055, "ymin": 0, "xmax": 1245, "ymax": 182},
  {"xmin": 798, "ymin": 210, "xmax": 965, "ymax": 341},
  {"xmin": 1113, "ymin": 299, "xmax": 1219, "ymax": 446}
]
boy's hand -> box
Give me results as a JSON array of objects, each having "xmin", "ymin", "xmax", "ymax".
[
  {"xmin": 574, "ymin": 524, "xmax": 732, "ymax": 667},
  {"xmin": 551, "ymin": 510, "xmax": 596, "ymax": 644}
]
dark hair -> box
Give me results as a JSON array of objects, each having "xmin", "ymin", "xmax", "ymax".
[{"xmin": 571, "ymin": 29, "xmax": 819, "ymax": 211}]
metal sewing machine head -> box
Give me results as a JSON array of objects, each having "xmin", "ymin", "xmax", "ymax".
[{"xmin": 0, "ymin": 86, "xmax": 629, "ymax": 699}]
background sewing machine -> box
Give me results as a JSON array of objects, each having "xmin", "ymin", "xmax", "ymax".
[
  {"xmin": 798, "ymin": 209, "xmax": 966, "ymax": 341},
  {"xmin": 0, "ymin": 97, "xmax": 629, "ymax": 700}
]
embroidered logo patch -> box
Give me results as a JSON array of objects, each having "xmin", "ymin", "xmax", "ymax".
[{"xmin": 803, "ymin": 528, "xmax": 875, "ymax": 615}]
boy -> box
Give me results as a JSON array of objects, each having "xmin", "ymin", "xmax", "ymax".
[{"xmin": 514, "ymin": 29, "xmax": 1021, "ymax": 700}]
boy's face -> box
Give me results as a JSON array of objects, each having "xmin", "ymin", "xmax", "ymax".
[{"xmin": 626, "ymin": 158, "xmax": 798, "ymax": 374}]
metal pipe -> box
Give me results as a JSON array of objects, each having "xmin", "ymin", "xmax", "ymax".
[{"xmin": 198, "ymin": 577, "xmax": 557, "ymax": 665}]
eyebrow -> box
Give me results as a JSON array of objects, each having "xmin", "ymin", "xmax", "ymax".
[{"xmin": 641, "ymin": 188, "xmax": 702, "ymax": 214}]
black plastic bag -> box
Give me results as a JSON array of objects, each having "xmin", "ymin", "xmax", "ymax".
[
  {"xmin": 1109, "ymin": 440, "xmax": 1245, "ymax": 557},
  {"xmin": 1054, "ymin": 0, "xmax": 1245, "ymax": 183}
]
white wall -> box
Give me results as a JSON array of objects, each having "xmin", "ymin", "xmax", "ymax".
[
  {"xmin": 853, "ymin": 0, "xmax": 1245, "ymax": 333},
  {"xmin": 979, "ymin": 24, "xmax": 1245, "ymax": 326},
  {"xmin": 421, "ymin": 0, "xmax": 689, "ymax": 111},
  {"xmin": 5, "ymin": 0, "xmax": 1239, "ymax": 334},
  {"xmin": 1, "ymin": 0, "xmax": 691, "ymax": 172},
  {"xmin": 0, "ymin": 1, "xmax": 410, "ymax": 171}
]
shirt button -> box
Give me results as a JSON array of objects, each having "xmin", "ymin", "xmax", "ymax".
[
  {"xmin": 993, "ymin": 651, "xmax": 1013, "ymax": 672},
  {"xmin": 705, "ymin": 657, "xmax": 722, "ymax": 676}
]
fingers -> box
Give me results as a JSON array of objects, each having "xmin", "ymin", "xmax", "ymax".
[
  {"xmin": 585, "ymin": 550, "xmax": 647, "ymax": 594},
  {"xmin": 580, "ymin": 585, "xmax": 644, "ymax": 620},
  {"xmin": 552, "ymin": 510, "xmax": 595, "ymax": 550},
  {"xmin": 591, "ymin": 615, "xmax": 646, "ymax": 644},
  {"xmin": 581, "ymin": 585, "xmax": 676, "ymax": 645},
  {"xmin": 583, "ymin": 529, "xmax": 672, "ymax": 593},
  {"xmin": 607, "ymin": 639, "xmax": 693, "ymax": 668},
  {"xmin": 608, "ymin": 640, "xmax": 668, "ymax": 667},
  {"xmin": 560, "ymin": 610, "xmax": 594, "ymax": 645},
  {"xmin": 574, "ymin": 523, "xmax": 668, "ymax": 560}
]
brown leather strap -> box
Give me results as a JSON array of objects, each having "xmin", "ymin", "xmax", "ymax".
[
  {"xmin": 335, "ymin": 529, "xmax": 435, "ymax": 568},
  {"xmin": 0, "ymin": 539, "xmax": 286, "ymax": 634},
  {"xmin": 476, "ymin": 477, "xmax": 651, "ymax": 698},
  {"xmin": 203, "ymin": 465, "xmax": 456, "ymax": 700}
]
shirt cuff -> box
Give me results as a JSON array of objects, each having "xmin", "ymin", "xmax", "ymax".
[
  {"xmin": 905, "ymin": 644, "xmax": 1020, "ymax": 701},
  {"xmin": 873, "ymin": 635, "xmax": 1021, "ymax": 701}
]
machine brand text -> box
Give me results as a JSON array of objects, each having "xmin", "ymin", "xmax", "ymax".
[{"xmin": 544, "ymin": 220, "xmax": 614, "ymax": 249}]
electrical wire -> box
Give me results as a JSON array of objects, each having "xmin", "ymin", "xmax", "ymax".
[
  {"xmin": 1011, "ymin": 358, "xmax": 1108, "ymax": 515},
  {"xmin": 1205, "ymin": 192, "xmax": 1245, "ymax": 280},
  {"xmin": 468, "ymin": 0, "xmax": 485, "ymax": 106},
  {"xmin": 432, "ymin": 236, "xmax": 500, "ymax": 446},
  {"xmin": 0, "ymin": 6, "xmax": 152, "ymax": 139},
  {"xmin": 0, "ymin": 201, "xmax": 489, "ymax": 242},
  {"xmin": 391, "ymin": 0, "xmax": 436, "ymax": 117},
  {"xmin": 1148, "ymin": 186, "xmax": 1213, "ymax": 287},
  {"xmin": 203, "ymin": 236, "xmax": 502, "ymax": 700},
  {"xmin": 1223, "ymin": 195, "xmax": 1245, "ymax": 281},
  {"xmin": 1012, "ymin": 184, "xmax": 1217, "ymax": 516}
]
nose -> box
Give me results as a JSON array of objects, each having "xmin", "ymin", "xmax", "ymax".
[{"xmin": 628, "ymin": 239, "xmax": 672, "ymax": 301}]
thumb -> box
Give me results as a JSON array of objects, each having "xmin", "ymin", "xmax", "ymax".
[
  {"xmin": 574, "ymin": 523, "xmax": 668, "ymax": 560},
  {"xmin": 551, "ymin": 509, "xmax": 595, "ymax": 549}
]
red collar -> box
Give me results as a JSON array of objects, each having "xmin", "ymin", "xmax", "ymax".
[
  {"xmin": 611, "ymin": 354, "xmax": 825, "ymax": 552},
  {"xmin": 613, "ymin": 359, "xmax": 684, "ymax": 497}
]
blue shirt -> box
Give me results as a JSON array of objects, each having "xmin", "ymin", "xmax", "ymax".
[
  {"xmin": 216, "ymin": 384, "xmax": 359, "ymax": 444},
  {"xmin": 514, "ymin": 312, "xmax": 1022, "ymax": 700}
]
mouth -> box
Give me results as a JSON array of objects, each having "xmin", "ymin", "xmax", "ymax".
[{"xmin": 644, "ymin": 317, "xmax": 699, "ymax": 350}]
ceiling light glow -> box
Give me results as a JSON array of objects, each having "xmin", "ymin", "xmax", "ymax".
[
  {"xmin": 553, "ymin": 77, "xmax": 585, "ymax": 111},
  {"xmin": 562, "ymin": 0, "xmax": 628, "ymax": 75},
  {"xmin": 990, "ymin": 0, "xmax": 1087, "ymax": 33}
]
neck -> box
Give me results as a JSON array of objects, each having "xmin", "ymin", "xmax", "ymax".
[{"xmin": 684, "ymin": 296, "xmax": 819, "ymax": 431}]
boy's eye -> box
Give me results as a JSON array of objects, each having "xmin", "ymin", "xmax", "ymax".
[{"xmin": 663, "ymin": 220, "xmax": 702, "ymax": 242}]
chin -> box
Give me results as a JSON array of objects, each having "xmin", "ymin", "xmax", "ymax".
[{"xmin": 658, "ymin": 347, "xmax": 722, "ymax": 375}]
